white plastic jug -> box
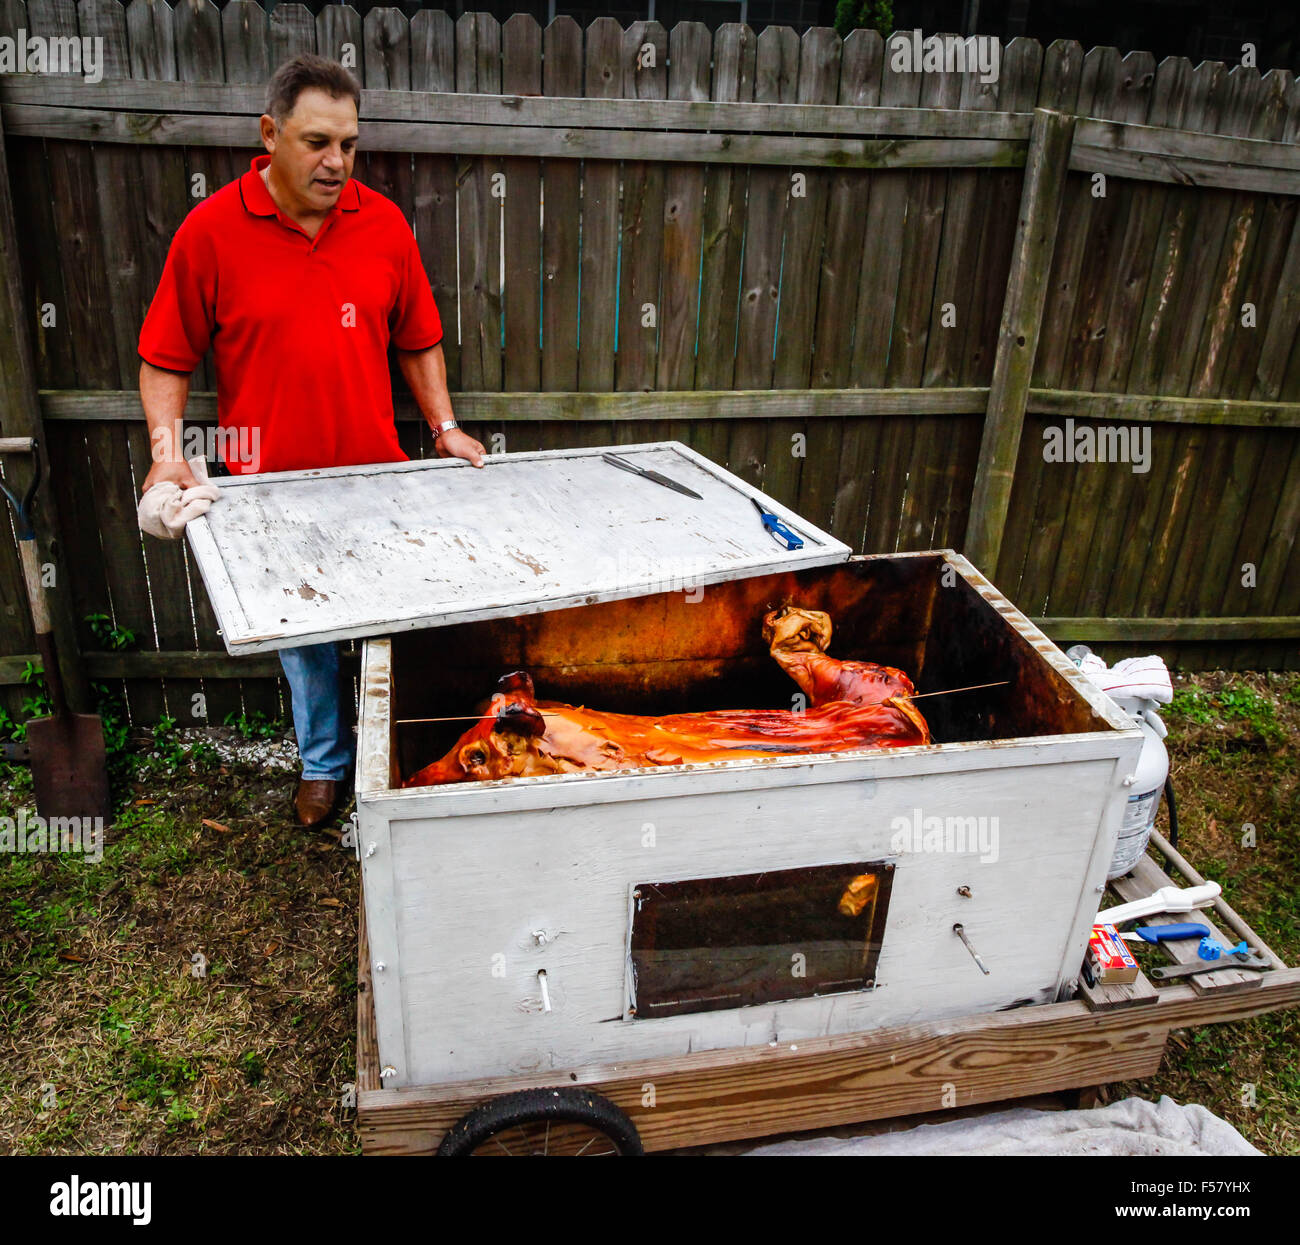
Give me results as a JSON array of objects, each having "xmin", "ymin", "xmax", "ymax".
[{"xmin": 1067, "ymin": 647, "xmax": 1171, "ymax": 879}]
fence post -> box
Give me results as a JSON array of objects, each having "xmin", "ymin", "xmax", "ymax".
[
  {"xmin": 0, "ymin": 107, "xmax": 92, "ymax": 712},
  {"xmin": 964, "ymin": 106, "xmax": 1076, "ymax": 576}
]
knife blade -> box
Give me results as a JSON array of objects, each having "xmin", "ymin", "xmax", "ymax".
[{"xmin": 601, "ymin": 453, "xmax": 703, "ymax": 500}]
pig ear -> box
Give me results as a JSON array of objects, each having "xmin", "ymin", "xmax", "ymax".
[
  {"xmin": 761, "ymin": 605, "xmax": 789, "ymax": 646},
  {"xmin": 497, "ymin": 670, "xmax": 535, "ymax": 699},
  {"xmin": 805, "ymin": 610, "xmax": 832, "ymax": 651},
  {"xmin": 494, "ymin": 702, "xmax": 546, "ymax": 738}
]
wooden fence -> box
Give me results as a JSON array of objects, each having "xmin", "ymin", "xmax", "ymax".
[{"xmin": 1, "ymin": 5, "xmax": 1299, "ymax": 726}]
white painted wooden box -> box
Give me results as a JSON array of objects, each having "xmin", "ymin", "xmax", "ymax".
[
  {"xmin": 184, "ymin": 443, "xmax": 1141, "ymax": 1091},
  {"xmin": 355, "ymin": 550, "xmax": 1141, "ymax": 1089}
]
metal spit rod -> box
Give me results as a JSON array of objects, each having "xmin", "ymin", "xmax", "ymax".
[{"xmin": 394, "ymin": 680, "xmax": 1011, "ymax": 726}]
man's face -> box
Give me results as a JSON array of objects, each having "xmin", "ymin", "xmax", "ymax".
[{"xmin": 262, "ymin": 87, "xmax": 358, "ymax": 214}]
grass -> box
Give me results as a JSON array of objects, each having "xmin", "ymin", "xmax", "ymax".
[
  {"xmin": 1106, "ymin": 670, "xmax": 1300, "ymax": 1154},
  {"xmin": 0, "ymin": 732, "xmax": 358, "ymax": 1155},
  {"xmin": 0, "ymin": 670, "xmax": 1297, "ymax": 1154}
]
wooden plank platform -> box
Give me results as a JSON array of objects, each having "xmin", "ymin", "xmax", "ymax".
[
  {"xmin": 355, "ymin": 844, "xmax": 1300, "ymax": 1155},
  {"xmin": 1078, "ymin": 970, "xmax": 1160, "ymax": 1011}
]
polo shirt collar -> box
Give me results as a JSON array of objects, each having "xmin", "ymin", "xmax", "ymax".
[{"xmin": 240, "ymin": 154, "xmax": 361, "ymax": 219}]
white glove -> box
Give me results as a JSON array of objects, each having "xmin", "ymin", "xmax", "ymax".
[
  {"xmin": 138, "ymin": 457, "xmax": 221, "ymax": 540},
  {"xmin": 1099, "ymin": 655, "xmax": 1173, "ymax": 705},
  {"xmin": 1079, "ymin": 653, "xmax": 1173, "ymax": 706}
]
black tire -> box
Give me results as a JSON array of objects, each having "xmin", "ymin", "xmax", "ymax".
[{"xmin": 436, "ymin": 1088, "xmax": 643, "ymax": 1156}]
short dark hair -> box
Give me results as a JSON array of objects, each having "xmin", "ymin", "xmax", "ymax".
[{"xmin": 266, "ymin": 54, "xmax": 361, "ymax": 127}]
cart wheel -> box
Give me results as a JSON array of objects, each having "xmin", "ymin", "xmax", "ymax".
[{"xmin": 436, "ymin": 1088, "xmax": 643, "ymax": 1156}]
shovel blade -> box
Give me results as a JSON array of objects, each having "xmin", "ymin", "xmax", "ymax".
[{"xmin": 26, "ymin": 712, "xmax": 113, "ymax": 826}]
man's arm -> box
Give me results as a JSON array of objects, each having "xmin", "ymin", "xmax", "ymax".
[
  {"xmin": 139, "ymin": 360, "xmax": 199, "ymax": 493},
  {"xmin": 396, "ymin": 343, "xmax": 485, "ymax": 468}
]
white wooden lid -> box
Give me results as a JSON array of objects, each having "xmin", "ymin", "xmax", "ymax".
[{"xmin": 186, "ymin": 441, "xmax": 853, "ymax": 654}]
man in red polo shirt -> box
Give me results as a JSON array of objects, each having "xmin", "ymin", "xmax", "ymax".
[{"xmin": 138, "ymin": 54, "xmax": 484, "ymax": 828}]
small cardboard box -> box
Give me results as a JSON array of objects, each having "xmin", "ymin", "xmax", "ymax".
[{"xmin": 1089, "ymin": 923, "xmax": 1140, "ymax": 984}]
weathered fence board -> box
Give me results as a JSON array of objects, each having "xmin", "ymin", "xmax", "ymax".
[
  {"xmin": 853, "ymin": 44, "xmax": 920, "ymax": 557},
  {"xmin": 738, "ymin": 23, "xmax": 796, "ymax": 494},
  {"xmin": 613, "ymin": 19, "xmax": 665, "ymax": 400},
  {"xmin": 575, "ymin": 14, "xmax": 619, "ymax": 401},
  {"xmin": 1081, "ymin": 58, "xmax": 1190, "ymax": 629},
  {"xmin": 821, "ymin": 28, "xmax": 883, "ymax": 554},
  {"xmin": 692, "ymin": 20, "xmax": 751, "ymax": 399},
  {"xmin": 658, "ymin": 19, "xmax": 709, "ymax": 460},
  {"xmin": 410, "ymin": 9, "xmax": 458, "ymax": 393},
  {"xmin": 892, "ymin": 59, "xmax": 960, "ymax": 553},
  {"xmin": 780, "ymin": 24, "xmax": 842, "ymax": 535},
  {"xmin": 1047, "ymin": 51, "xmax": 1156, "ymax": 622}
]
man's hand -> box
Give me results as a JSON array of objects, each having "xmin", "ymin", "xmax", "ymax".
[
  {"xmin": 137, "ymin": 453, "xmax": 219, "ymax": 541},
  {"xmin": 435, "ymin": 427, "xmax": 486, "ymax": 468},
  {"xmin": 142, "ymin": 457, "xmax": 201, "ymax": 494},
  {"xmin": 397, "ymin": 345, "xmax": 485, "ymax": 466}
]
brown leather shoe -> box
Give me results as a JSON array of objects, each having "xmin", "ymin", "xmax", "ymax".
[{"xmin": 294, "ymin": 778, "xmax": 342, "ymax": 828}]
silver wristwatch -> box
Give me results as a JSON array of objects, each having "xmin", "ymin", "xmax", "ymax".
[{"xmin": 432, "ymin": 419, "xmax": 458, "ymax": 444}]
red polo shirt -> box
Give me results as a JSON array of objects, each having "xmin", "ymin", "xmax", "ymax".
[{"xmin": 138, "ymin": 155, "xmax": 443, "ymax": 474}]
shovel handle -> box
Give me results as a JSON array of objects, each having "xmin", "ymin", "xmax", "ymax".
[
  {"xmin": 5, "ymin": 443, "xmax": 48, "ymax": 634},
  {"xmin": 19, "ymin": 546, "xmax": 68, "ymax": 718},
  {"xmin": 18, "ymin": 541, "xmax": 51, "ymax": 636},
  {"xmin": 3, "ymin": 448, "xmax": 67, "ymax": 716}
]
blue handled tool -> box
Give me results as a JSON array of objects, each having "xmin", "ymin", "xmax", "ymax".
[
  {"xmin": 751, "ymin": 497, "xmax": 804, "ymax": 551},
  {"xmin": 1118, "ymin": 923, "xmax": 1212, "ymax": 944},
  {"xmin": 1196, "ymin": 936, "xmax": 1249, "ymax": 961}
]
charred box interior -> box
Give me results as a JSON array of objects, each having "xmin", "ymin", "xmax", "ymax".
[{"xmin": 390, "ymin": 553, "xmax": 1111, "ymax": 787}]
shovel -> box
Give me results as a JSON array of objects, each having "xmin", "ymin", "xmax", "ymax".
[{"xmin": 0, "ymin": 438, "xmax": 112, "ymax": 825}]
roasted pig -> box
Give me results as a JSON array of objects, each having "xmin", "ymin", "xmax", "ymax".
[{"xmin": 405, "ymin": 606, "xmax": 930, "ymax": 786}]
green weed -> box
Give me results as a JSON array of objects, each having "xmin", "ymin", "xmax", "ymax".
[
  {"xmin": 86, "ymin": 614, "xmax": 136, "ymax": 652},
  {"xmin": 223, "ymin": 710, "xmax": 283, "ymax": 741},
  {"xmin": 1215, "ymin": 687, "xmax": 1284, "ymax": 744},
  {"xmin": 1168, "ymin": 686, "xmax": 1215, "ymax": 723}
]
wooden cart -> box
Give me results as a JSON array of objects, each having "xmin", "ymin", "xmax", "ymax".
[
  {"xmin": 182, "ymin": 444, "xmax": 1300, "ymax": 1156},
  {"xmin": 354, "ymin": 836, "xmax": 1300, "ymax": 1155}
]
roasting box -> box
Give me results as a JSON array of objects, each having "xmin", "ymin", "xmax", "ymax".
[
  {"xmin": 355, "ymin": 550, "xmax": 1141, "ymax": 1087},
  {"xmin": 187, "ymin": 443, "xmax": 1142, "ymax": 1092}
]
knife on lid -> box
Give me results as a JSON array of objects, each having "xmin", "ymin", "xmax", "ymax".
[{"xmin": 602, "ymin": 452, "xmax": 703, "ymax": 500}]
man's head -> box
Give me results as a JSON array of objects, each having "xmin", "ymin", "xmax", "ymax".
[{"xmin": 260, "ymin": 55, "xmax": 361, "ymax": 216}]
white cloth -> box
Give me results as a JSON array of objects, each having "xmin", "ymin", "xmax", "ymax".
[
  {"xmin": 742, "ymin": 1095, "xmax": 1261, "ymax": 1157},
  {"xmin": 1079, "ymin": 653, "xmax": 1173, "ymax": 706},
  {"xmin": 137, "ymin": 456, "xmax": 220, "ymax": 540}
]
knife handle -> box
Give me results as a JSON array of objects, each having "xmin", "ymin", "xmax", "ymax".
[
  {"xmin": 765, "ymin": 514, "xmax": 804, "ymax": 551},
  {"xmin": 602, "ymin": 453, "xmax": 643, "ymax": 476},
  {"xmin": 1133, "ymin": 923, "xmax": 1212, "ymax": 942}
]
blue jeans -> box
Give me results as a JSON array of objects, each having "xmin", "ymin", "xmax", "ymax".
[{"xmin": 279, "ymin": 642, "xmax": 354, "ymax": 782}]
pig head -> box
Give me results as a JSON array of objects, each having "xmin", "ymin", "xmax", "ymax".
[
  {"xmin": 404, "ymin": 672, "xmax": 553, "ymax": 785},
  {"xmin": 762, "ymin": 605, "xmax": 916, "ymax": 711}
]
